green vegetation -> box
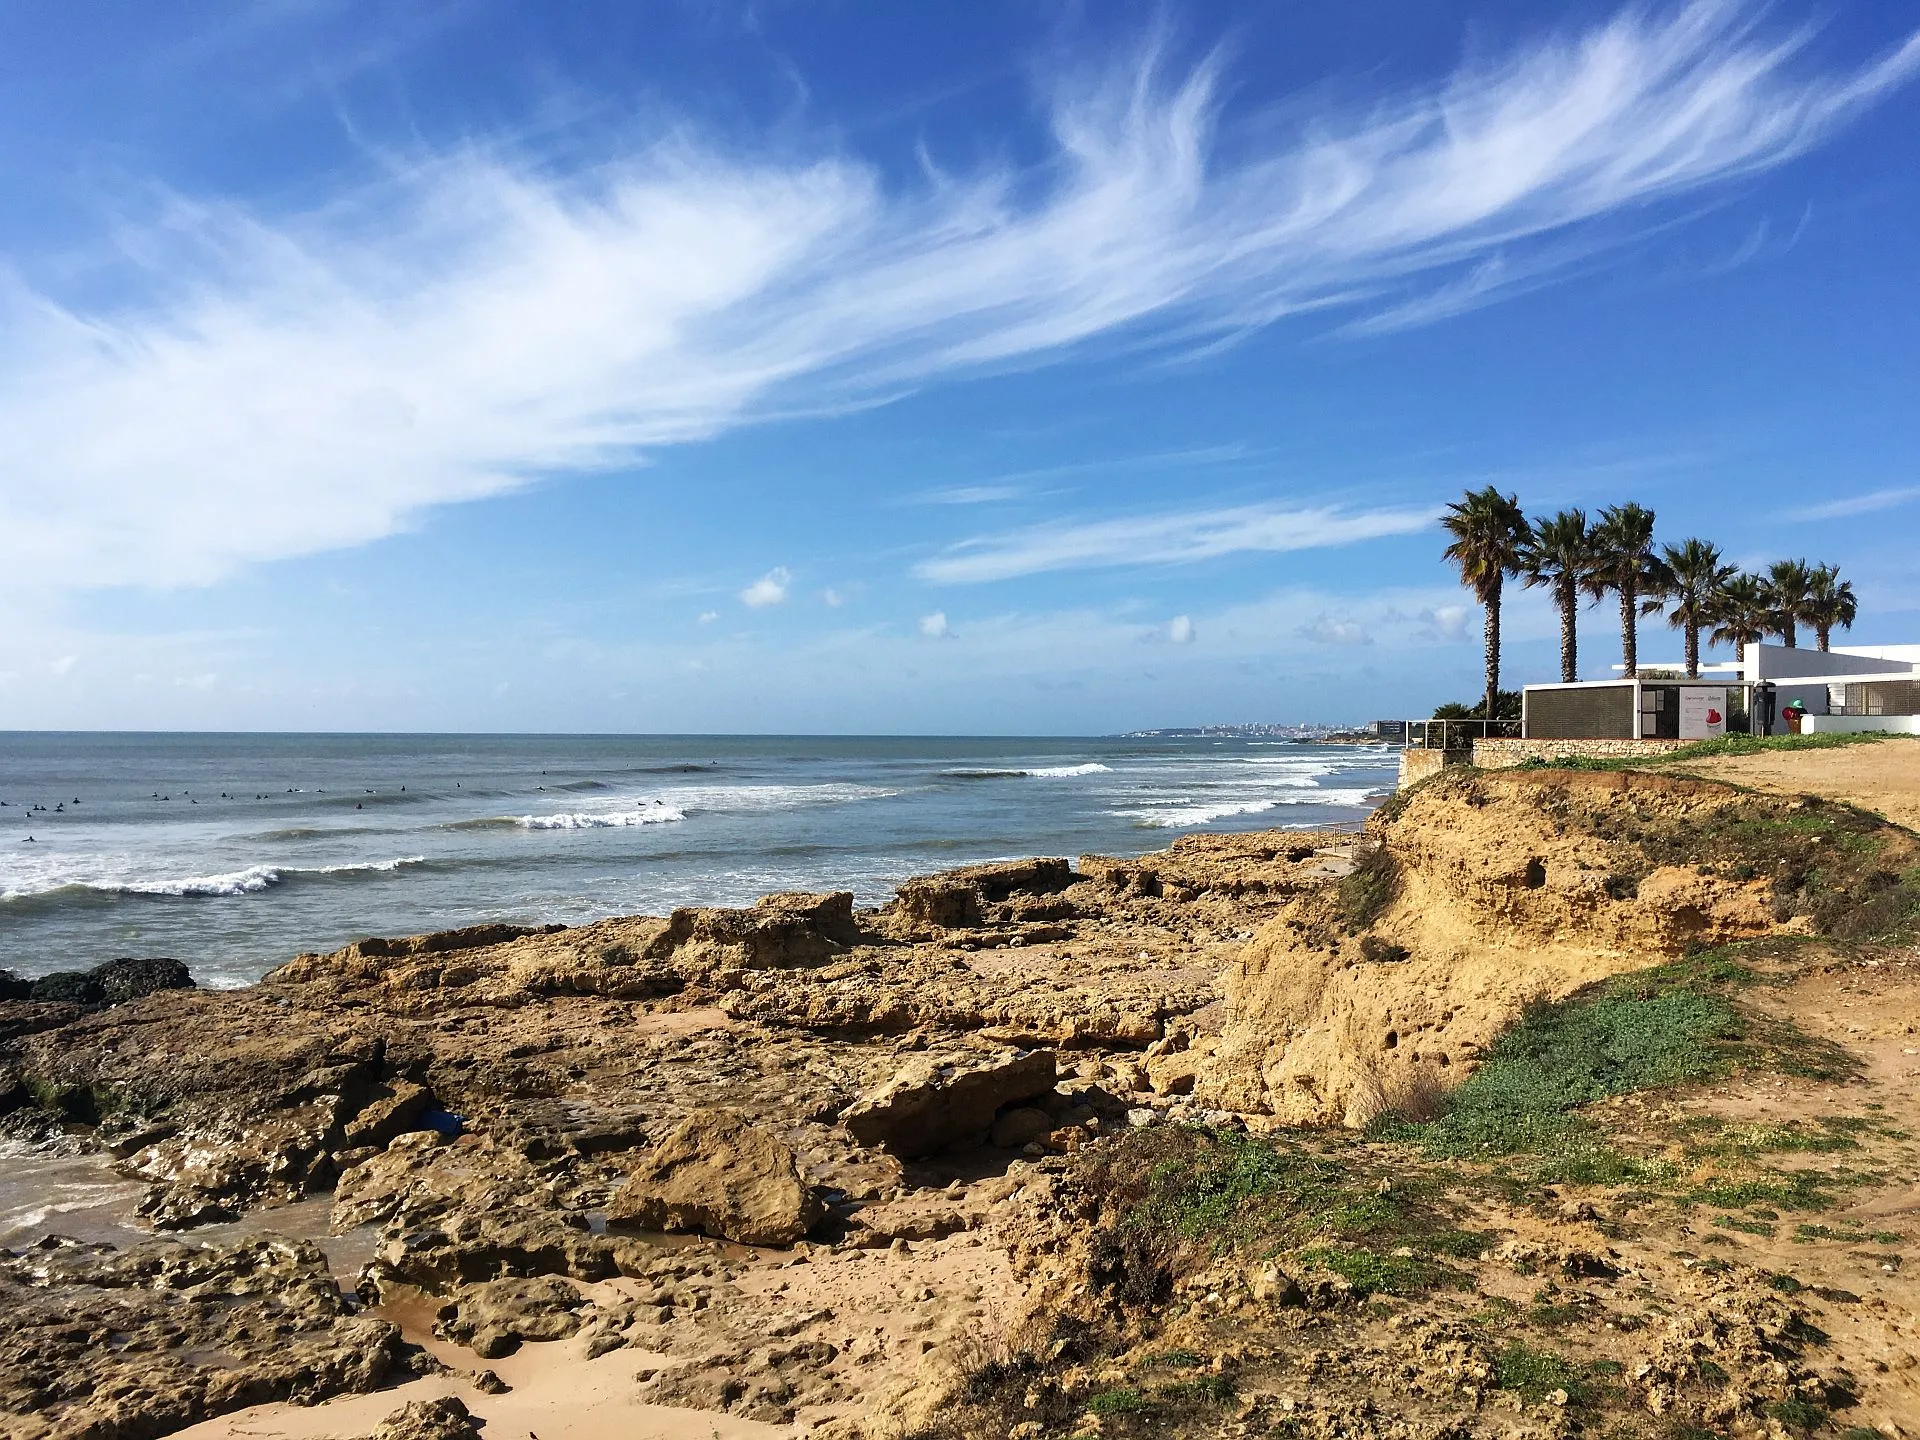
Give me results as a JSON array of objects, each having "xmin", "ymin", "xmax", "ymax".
[
  {"xmin": 1297, "ymin": 1245, "xmax": 1462, "ymax": 1298},
  {"xmin": 1084, "ymin": 1388, "xmax": 1146, "ymax": 1415},
  {"xmin": 1379, "ymin": 975, "xmax": 1741, "ymax": 1171},
  {"xmin": 1492, "ymin": 1341, "xmax": 1589, "ymax": 1405},
  {"xmin": 1336, "ymin": 843, "xmax": 1399, "ymax": 930},
  {"xmin": 1495, "ymin": 775, "xmax": 1920, "ymax": 943}
]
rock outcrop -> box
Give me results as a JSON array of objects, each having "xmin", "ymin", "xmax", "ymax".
[
  {"xmin": 608, "ymin": 1109, "xmax": 825, "ymax": 1246},
  {"xmin": 0, "ymin": 1234, "xmax": 400, "ymax": 1439},
  {"xmin": 840, "ymin": 1048, "xmax": 1057, "ymax": 1158},
  {"xmin": 1197, "ymin": 766, "xmax": 1899, "ymax": 1124}
]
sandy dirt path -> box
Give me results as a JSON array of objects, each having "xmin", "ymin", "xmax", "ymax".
[{"xmin": 1671, "ymin": 737, "xmax": 1920, "ymax": 830}]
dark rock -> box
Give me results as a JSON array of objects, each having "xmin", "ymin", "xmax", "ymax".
[
  {"xmin": 28, "ymin": 971, "xmax": 102, "ymax": 1005},
  {"xmin": 91, "ymin": 956, "xmax": 194, "ymax": 1004},
  {"xmin": 0, "ymin": 969, "xmax": 29, "ymax": 1001}
]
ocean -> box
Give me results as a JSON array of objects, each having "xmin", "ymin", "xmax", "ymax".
[{"xmin": 0, "ymin": 733, "xmax": 1394, "ymax": 988}]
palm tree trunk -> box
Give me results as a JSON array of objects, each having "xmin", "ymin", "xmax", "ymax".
[
  {"xmin": 1817, "ymin": 624, "xmax": 1831, "ymax": 652},
  {"xmin": 1685, "ymin": 621, "xmax": 1699, "ymax": 679},
  {"xmin": 1483, "ymin": 581, "xmax": 1502, "ymax": 724},
  {"xmin": 1619, "ymin": 583, "xmax": 1637, "ymax": 678},
  {"xmin": 1557, "ymin": 577, "xmax": 1577, "ymax": 683},
  {"xmin": 1781, "ymin": 618, "xmax": 1797, "ymax": 649}
]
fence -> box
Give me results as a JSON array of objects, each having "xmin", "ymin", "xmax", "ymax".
[{"xmin": 1397, "ymin": 718, "xmax": 1521, "ymax": 751}]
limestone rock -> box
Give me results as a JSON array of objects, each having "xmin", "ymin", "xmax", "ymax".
[
  {"xmin": 368, "ymin": 1395, "xmax": 482, "ymax": 1440},
  {"xmin": 608, "ymin": 1109, "xmax": 824, "ymax": 1246},
  {"xmin": 990, "ymin": 1106, "xmax": 1055, "ymax": 1149},
  {"xmin": 1196, "ymin": 767, "xmax": 1827, "ymax": 1125},
  {"xmin": 435, "ymin": 1275, "xmax": 586, "ymax": 1357},
  {"xmin": 840, "ymin": 1048, "xmax": 1056, "ymax": 1158}
]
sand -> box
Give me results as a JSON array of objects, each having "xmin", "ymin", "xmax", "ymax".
[{"xmin": 1672, "ymin": 736, "xmax": 1920, "ymax": 830}]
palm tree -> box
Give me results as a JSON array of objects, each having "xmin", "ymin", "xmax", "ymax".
[
  {"xmin": 1763, "ymin": 559, "xmax": 1816, "ymax": 649},
  {"xmin": 1441, "ymin": 487, "xmax": 1528, "ymax": 723},
  {"xmin": 1708, "ymin": 572, "xmax": 1775, "ymax": 663},
  {"xmin": 1658, "ymin": 538, "xmax": 1736, "ymax": 679},
  {"xmin": 1587, "ymin": 503, "xmax": 1670, "ymax": 678},
  {"xmin": 1520, "ymin": 509, "xmax": 1593, "ymax": 683},
  {"xmin": 1803, "ymin": 564, "xmax": 1858, "ymax": 652}
]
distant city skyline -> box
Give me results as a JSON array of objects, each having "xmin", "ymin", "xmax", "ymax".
[{"xmin": 1, "ymin": 1, "xmax": 1917, "ymax": 733}]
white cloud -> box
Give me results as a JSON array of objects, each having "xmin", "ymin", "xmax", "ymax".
[
  {"xmin": 1168, "ymin": 615, "xmax": 1195, "ymax": 644},
  {"xmin": 49, "ymin": 654, "xmax": 78, "ymax": 675},
  {"xmin": 916, "ymin": 502, "xmax": 1434, "ymax": 583},
  {"xmin": 1298, "ymin": 614, "xmax": 1373, "ymax": 646},
  {"xmin": 697, "ymin": 610, "xmax": 720, "ymax": 624},
  {"xmin": 907, "ymin": 485, "xmax": 1031, "ymax": 506},
  {"xmin": 919, "ymin": 610, "xmax": 951, "ymax": 638},
  {"xmin": 1423, "ymin": 605, "xmax": 1469, "ymax": 641},
  {"xmin": 1782, "ymin": 486, "xmax": 1920, "ymax": 521},
  {"xmin": 822, "ymin": 588, "xmax": 844, "ymax": 607},
  {"xmin": 739, "ymin": 567, "xmax": 792, "ymax": 608},
  {"xmin": 0, "ymin": 2, "xmax": 1913, "ymax": 594}
]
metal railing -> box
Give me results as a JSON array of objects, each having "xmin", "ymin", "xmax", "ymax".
[{"xmin": 1396, "ymin": 718, "xmax": 1521, "ymax": 751}]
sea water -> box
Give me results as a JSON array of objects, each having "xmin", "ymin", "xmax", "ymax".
[{"xmin": 0, "ymin": 733, "xmax": 1394, "ymax": 987}]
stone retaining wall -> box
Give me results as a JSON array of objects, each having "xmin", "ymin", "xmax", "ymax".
[
  {"xmin": 1396, "ymin": 747, "xmax": 1466, "ymax": 789},
  {"xmin": 1470, "ymin": 737, "xmax": 1691, "ymax": 769}
]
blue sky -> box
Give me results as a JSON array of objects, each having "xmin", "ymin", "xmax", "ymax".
[{"xmin": 1, "ymin": 0, "xmax": 1916, "ymax": 733}]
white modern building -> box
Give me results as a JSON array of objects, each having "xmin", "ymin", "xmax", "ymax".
[{"xmin": 1520, "ymin": 642, "xmax": 1920, "ymax": 740}]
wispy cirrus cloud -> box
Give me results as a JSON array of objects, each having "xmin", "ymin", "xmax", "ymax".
[
  {"xmin": 914, "ymin": 502, "xmax": 1436, "ymax": 583},
  {"xmin": 1782, "ymin": 486, "xmax": 1920, "ymax": 521},
  {"xmin": 1, "ymin": 0, "xmax": 1913, "ymax": 593}
]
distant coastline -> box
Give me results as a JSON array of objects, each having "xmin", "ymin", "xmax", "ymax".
[{"xmin": 1119, "ymin": 723, "xmax": 1382, "ymax": 742}]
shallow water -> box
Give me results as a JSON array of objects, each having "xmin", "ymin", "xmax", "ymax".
[{"xmin": 0, "ymin": 732, "xmax": 1393, "ymax": 986}]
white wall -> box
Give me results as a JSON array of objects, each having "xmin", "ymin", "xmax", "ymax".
[
  {"xmin": 1799, "ymin": 715, "xmax": 1920, "ymax": 735},
  {"xmin": 1744, "ymin": 643, "xmax": 1915, "ymax": 681}
]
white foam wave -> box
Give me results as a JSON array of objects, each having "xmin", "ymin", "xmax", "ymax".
[
  {"xmin": 1024, "ymin": 763, "xmax": 1112, "ymax": 778},
  {"xmin": 1, "ymin": 856, "xmax": 429, "ymax": 901},
  {"xmin": 1113, "ymin": 786, "xmax": 1380, "ymax": 828},
  {"xmin": 515, "ymin": 805, "xmax": 687, "ymax": 830},
  {"xmin": 1116, "ymin": 799, "xmax": 1278, "ymax": 828}
]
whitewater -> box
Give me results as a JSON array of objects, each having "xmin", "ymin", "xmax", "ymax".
[{"xmin": 0, "ymin": 733, "xmax": 1394, "ymax": 987}]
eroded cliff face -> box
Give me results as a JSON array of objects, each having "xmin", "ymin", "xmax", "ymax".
[{"xmin": 1197, "ymin": 767, "xmax": 1895, "ymax": 1126}]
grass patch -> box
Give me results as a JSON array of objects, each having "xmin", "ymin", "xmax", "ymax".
[
  {"xmin": 1337, "ymin": 842, "xmax": 1399, "ymax": 931},
  {"xmin": 1794, "ymin": 1223, "xmax": 1870, "ymax": 1244},
  {"xmin": 1681, "ymin": 1117, "xmax": 1863, "ymax": 1160},
  {"xmin": 1492, "ymin": 1341, "xmax": 1589, "ymax": 1405},
  {"xmin": 1085, "ymin": 1388, "xmax": 1146, "ymax": 1415},
  {"xmin": 1516, "ymin": 732, "xmax": 1918, "ymax": 773},
  {"xmin": 1299, "ymin": 1245, "xmax": 1463, "ymax": 1298},
  {"xmin": 1379, "ymin": 977, "xmax": 1742, "ymax": 1169},
  {"xmin": 1103, "ymin": 1127, "xmax": 1446, "ymax": 1252},
  {"xmin": 1687, "ymin": 1170, "xmax": 1856, "ymax": 1212}
]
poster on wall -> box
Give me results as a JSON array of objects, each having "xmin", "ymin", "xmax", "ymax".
[{"xmin": 1679, "ymin": 688, "xmax": 1727, "ymax": 740}]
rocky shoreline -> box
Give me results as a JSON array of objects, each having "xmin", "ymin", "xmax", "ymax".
[{"xmin": 3, "ymin": 761, "xmax": 1918, "ymax": 1439}]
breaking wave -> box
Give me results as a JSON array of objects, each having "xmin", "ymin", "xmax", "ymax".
[
  {"xmin": 512, "ymin": 805, "xmax": 688, "ymax": 830},
  {"xmin": 1114, "ymin": 787, "xmax": 1377, "ymax": 828},
  {"xmin": 0, "ymin": 856, "xmax": 429, "ymax": 905},
  {"xmin": 942, "ymin": 763, "xmax": 1112, "ymax": 779}
]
